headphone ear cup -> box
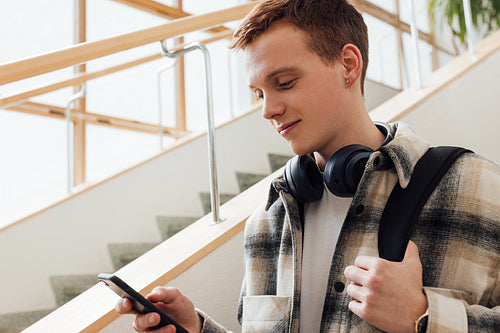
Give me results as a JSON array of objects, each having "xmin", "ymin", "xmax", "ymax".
[
  {"xmin": 284, "ymin": 155, "xmax": 324, "ymax": 203},
  {"xmin": 324, "ymin": 145, "xmax": 373, "ymax": 197}
]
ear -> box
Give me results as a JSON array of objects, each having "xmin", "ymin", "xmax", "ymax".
[{"xmin": 340, "ymin": 44, "xmax": 363, "ymax": 87}]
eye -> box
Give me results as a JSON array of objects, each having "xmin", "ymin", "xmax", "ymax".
[{"xmin": 278, "ymin": 79, "xmax": 296, "ymax": 89}]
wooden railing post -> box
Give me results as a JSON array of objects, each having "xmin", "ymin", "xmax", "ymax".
[{"xmin": 73, "ymin": 0, "xmax": 87, "ymax": 186}]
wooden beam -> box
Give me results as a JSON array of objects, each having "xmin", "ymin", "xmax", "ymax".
[
  {"xmin": 351, "ymin": 0, "xmax": 455, "ymax": 56},
  {"xmin": 0, "ymin": 30, "xmax": 233, "ymax": 108},
  {"xmin": 74, "ymin": 0, "xmax": 87, "ymax": 186},
  {"xmin": 7, "ymin": 102, "xmax": 189, "ymax": 139},
  {"xmin": 394, "ymin": 0, "xmax": 406, "ymax": 89},
  {"xmin": 111, "ymin": 0, "xmax": 232, "ymax": 35},
  {"xmin": 174, "ymin": 0, "xmax": 187, "ymax": 131},
  {"xmin": 110, "ymin": 0, "xmax": 232, "ymax": 33},
  {"xmin": 112, "ymin": 0, "xmax": 190, "ymax": 19},
  {"xmin": 0, "ymin": 2, "xmax": 255, "ymax": 85}
]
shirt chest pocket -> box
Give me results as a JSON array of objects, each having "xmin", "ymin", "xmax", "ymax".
[{"xmin": 242, "ymin": 295, "xmax": 292, "ymax": 333}]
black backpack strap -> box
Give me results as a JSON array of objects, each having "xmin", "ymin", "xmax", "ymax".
[{"xmin": 378, "ymin": 146, "xmax": 472, "ymax": 262}]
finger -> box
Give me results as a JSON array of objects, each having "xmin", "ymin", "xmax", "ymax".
[
  {"xmin": 354, "ymin": 255, "xmax": 379, "ymax": 270},
  {"xmin": 115, "ymin": 298, "xmax": 137, "ymax": 315},
  {"xmin": 348, "ymin": 299, "xmax": 363, "ymax": 318},
  {"xmin": 344, "ymin": 265, "xmax": 369, "ymax": 286},
  {"xmin": 147, "ymin": 287, "xmax": 181, "ymax": 304},
  {"xmin": 164, "ymin": 325, "xmax": 177, "ymax": 333},
  {"xmin": 403, "ymin": 240, "xmax": 420, "ymax": 263},
  {"xmin": 345, "ymin": 282, "xmax": 365, "ymax": 302},
  {"xmin": 133, "ymin": 312, "xmax": 161, "ymax": 332}
]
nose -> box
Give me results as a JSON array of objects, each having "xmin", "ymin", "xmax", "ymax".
[{"xmin": 261, "ymin": 93, "xmax": 285, "ymax": 120}]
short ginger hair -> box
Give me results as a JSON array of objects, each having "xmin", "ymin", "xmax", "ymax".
[{"xmin": 230, "ymin": 0, "xmax": 369, "ymax": 94}]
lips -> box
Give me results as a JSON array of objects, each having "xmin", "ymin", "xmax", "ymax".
[{"xmin": 277, "ymin": 120, "xmax": 300, "ymax": 136}]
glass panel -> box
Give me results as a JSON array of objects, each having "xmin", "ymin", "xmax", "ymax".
[
  {"xmin": 184, "ymin": 40, "xmax": 233, "ymax": 131},
  {"xmin": 368, "ymin": 0, "xmax": 396, "ymax": 13},
  {"xmin": 86, "ymin": 54, "xmax": 171, "ymax": 125},
  {"xmin": 398, "ymin": 0, "xmax": 431, "ymax": 34},
  {"xmin": 364, "ymin": 14, "xmax": 401, "ymax": 89},
  {"xmin": 0, "ymin": 0, "xmax": 74, "ymax": 106},
  {"xmin": 229, "ymin": 49, "xmax": 255, "ymax": 117},
  {"xmin": 183, "ymin": 0, "xmax": 242, "ymax": 15},
  {"xmin": 401, "ymin": 33, "xmax": 434, "ymax": 88},
  {"xmin": 86, "ymin": 124, "xmax": 171, "ymax": 183},
  {"xmin": 0, "ymin": 110, "xmax": 66, "ymax": 225},
  {"xmin": 0, "ymin": 0, "xmax": 73, "ymax": 64},
  {"xmin": 436, "ymin": 49, "xmax": 455, "ymax": 70},
  {"xmin": 87, "ymin": 0, "xmax": 166, "ymax": 42},
  {"xmin": 0, "ymin": 68, "xmax": 76, "ymax": 107}
]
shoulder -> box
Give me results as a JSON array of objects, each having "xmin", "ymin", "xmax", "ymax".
[
  {"xmin": 446, "ymin": 151, "xmax": 500, "ymax": 204},
  {"xmin": 245, "ymin": 175, "xmax": 288, "ymax": 237},
  {"xmin": 424, "ymin": 151, "xmax": 500, "ymax": 246}
]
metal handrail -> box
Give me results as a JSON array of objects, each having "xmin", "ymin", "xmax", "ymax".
[
  {"xmin": 227, "ymin": 49, "xmax": 236, "ymax": 119},
  {"xmin": 160, "ymin": 40, "xmax": 224, "ymax": 224},
  {"xmin": 408, "ymin": 0, "xmax": 422, "ymax": 89},
  {"xmin": 463, "ymin": 0, "xmax": 476, "ymax": 60},
  {"xmin": 65, "ymin": 83, "xmax": 87, "ymax": 193}
]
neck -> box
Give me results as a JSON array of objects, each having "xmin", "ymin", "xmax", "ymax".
[{"xmin": 314, "ymin": 116, "xmax": 386, "ymax": 171}]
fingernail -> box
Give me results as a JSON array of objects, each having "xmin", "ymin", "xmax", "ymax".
[
  {"xmin": 148, "ymin": 314, "xmax": 156, "ymax": 324},
  {"xmin": 121, "ymin": 298, "xmax": 127, "ymax": 307}
]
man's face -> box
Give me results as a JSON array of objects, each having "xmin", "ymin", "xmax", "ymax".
[{"xmin": 245, "ymin": 23, "xmax": 350, "ymax": 158}]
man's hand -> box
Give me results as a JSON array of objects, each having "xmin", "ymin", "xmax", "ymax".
[
  {"xmin": 115, "ymin": 286, "xmax": 203, "ymax": 333},
  {"xmin": 343, "ymin": 240, "xmax": 428, "ymax": 333}
]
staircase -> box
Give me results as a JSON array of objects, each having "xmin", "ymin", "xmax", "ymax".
[
  {"xmin": 0, "ymin": 78, "xmax": 401, "ymax": 332},
  {"xmin": 0, "ymin": 152, "xmax": 291, "ymax": 333}
]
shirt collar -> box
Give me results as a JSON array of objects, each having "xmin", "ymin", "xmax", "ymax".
[
  {"xmin": 378, "ymin": 122, "xmax": 430, "ymax": 189},
  {"xmin": 268, "ymin": 121, "xmax": 430, "ymax": 210}
]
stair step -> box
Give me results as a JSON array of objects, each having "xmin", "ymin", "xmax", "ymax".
[
  {"xmin": 268, "ymin": 153, "xmax": 293, "ymax": 172},
  {"xmin": 0, "ymin": 309, "xmax": 54, "ymax": 333},
  {"xmin": 108, "ymin": 242, "xmax": 158, "ymax": 270},
  {"xmin": 236, "ymin": 171, "xmax": 268, "ymax": 192},
  {"xmin": 199, "ymin": 192, "xmax": 236, "ymax": 215},
  {"xmin": 156, "ymin": 216, "xmax": 201, "ymax": 240},
  {"xmin": 50, "ymin": 274, "xmax": 97, "ymax": 307}
]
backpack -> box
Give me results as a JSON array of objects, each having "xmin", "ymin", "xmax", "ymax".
[{"xmin": 378, "ymin": 146, "xmax": 471, "ymax": 262}]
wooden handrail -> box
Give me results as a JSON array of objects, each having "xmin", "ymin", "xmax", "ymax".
[
  {"xmin": 0, "ymin": 30, "xmax": 233, "ymax": 109},
  {"xmin": 1, "ymin": 102, "xmax": 263, "ymax": 233},
  {"xmin": 111, "ymin": 0, "xmax": 232, "ymax": 35},
  {"xmin": 370, "ymin": 28, "xmax": 500, "ymax": 122},
  {"xmin": 352, "ymin": 0, "xmax": 455, "ymax": 56},
  {"xmin": 0, "ymin": 2, "xmax": 258, "ymax": 86},
  {"xmin": 23, "ymin": 164, "xmax": 279, "ymax": 332},
  {"xmin": 112, "ymin": 0, "xmax": 190, "ymax": 19},
  {"xmin": 9, "ymin": 101, "xmax": 189, "ymax": 138}
]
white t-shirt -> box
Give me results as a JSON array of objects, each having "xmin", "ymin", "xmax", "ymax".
[{"xmin": 299, "ymin": 184, "xmax": 352, "ymax": 332}]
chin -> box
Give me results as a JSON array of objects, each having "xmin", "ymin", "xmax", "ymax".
[{"xmin": 289, "ymin": 143, "xmax": 314, "ymax": 156}]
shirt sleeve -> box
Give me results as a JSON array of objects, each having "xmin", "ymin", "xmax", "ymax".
[
  {"xmin": 423, "ymin": 287, "xmax": 500, "ymax": 332},
  {"xmin": 196, "ymin": 308, "xmax": 231, "ymax": 333}
]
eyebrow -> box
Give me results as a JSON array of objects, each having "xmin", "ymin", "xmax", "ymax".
[{"xmin": 248, "ymin": 66, "xmax": 301, "ymax": 89}]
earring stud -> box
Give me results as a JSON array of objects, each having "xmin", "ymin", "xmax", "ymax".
[{"xmin": 346, "ymin": 79, "xmax": 350, "ymax": 84}]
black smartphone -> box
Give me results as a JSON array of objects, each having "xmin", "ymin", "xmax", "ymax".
[{"xmin": 98, "ymin": 273, "xmax": 188, "ymax": 332}]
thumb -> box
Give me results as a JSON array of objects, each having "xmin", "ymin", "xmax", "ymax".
[{"xmin": 403, "ymin": 240, "xmax": 421, "ymax": 264}]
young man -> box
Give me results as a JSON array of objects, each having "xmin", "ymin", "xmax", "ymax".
[{"xmin": 116, "ymin": 0, "xmax": 500, "ymax": 332}]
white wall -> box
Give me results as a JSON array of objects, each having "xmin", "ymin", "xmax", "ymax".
[
  {"xmin": 365, "ymin": 79, "xmax": 400, "ymax": 111},
  {"xmin": 400, "ymin": 48, "xmax": 500, "ymax": 164},
  {"xmin": 0, "ymin": 110, "xmax": 291, "ymax": 314},
  {"xmin": 100, "ymin": 231, "xmax": 245, "ymax": 333}
]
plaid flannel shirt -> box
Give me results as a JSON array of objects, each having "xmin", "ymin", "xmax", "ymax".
[{"xmin": 201, "ymin": 122, "xmax": 500, "ymax": 332}]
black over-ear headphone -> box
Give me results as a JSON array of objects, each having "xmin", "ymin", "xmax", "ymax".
[{"xmin": 284, "ymin": 122, "xmax": 393, "ymax": 201}]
